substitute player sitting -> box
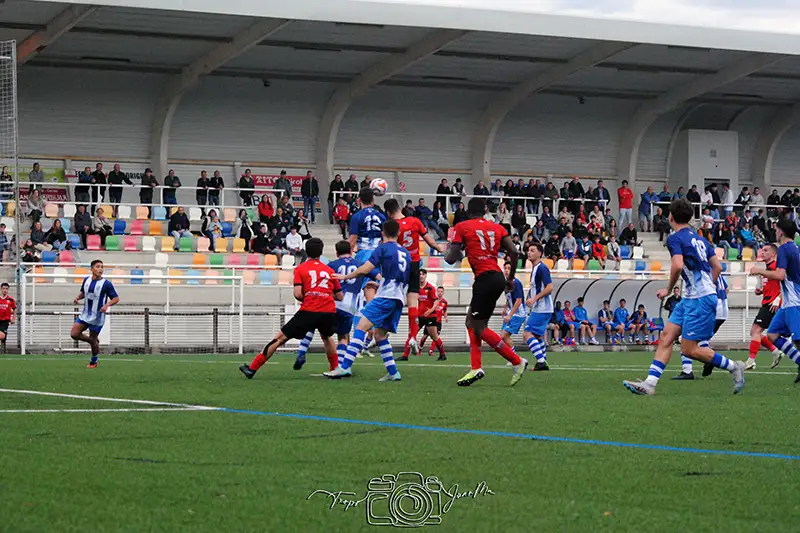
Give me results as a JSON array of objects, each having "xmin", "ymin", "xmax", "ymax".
[
  {"xmin": 240, "ymin": 238, "xmax": 342, "ymax": 380},
  {"xmin": 71, "ymin": 259, "xmax": 120, "ymax": 368}
]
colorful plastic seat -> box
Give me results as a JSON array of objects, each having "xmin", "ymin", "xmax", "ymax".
[
  {"xmin": 41, "ymin": 251, "xmax": 58, "ymax": 263},
  {"xmin": 113, "ymin": 219, "xmax": 126, "ymax": 235},
  {"xmin": 152, "ymin": 207, "xmax": 167, "ymax": 221},
  {"xmin": 179, "ymin": 237, "xmax": 193, "ymax": 252},
  {"xmin": 196, "ymin": 237, "xmax": 210, "ymax": 253},
  {"xmin": 131, "ymin": 269, "xmax": 144, "ymax": 284},
  {"xmin": 210, "ymin": 254, "xmax": 225, "ymax": 267},
  {"xmin": 87, "ymin": 234, "xmax": 101, "ymax": 251},
  {"xmin": 59, "ymin": 250, "xmax": 75, "ymax": 264},
  {"xmin": 161, "ymin": 236, "xmax": 175, "ymax": 252},
  {"xmin": 142, "ymin": 236, "xmax": 156, "ymax": 252},
  {"xmin": 129, "ymin": 220, "xmax": 145, "ymax": 235},
  {"xmin": 104, "ymin": 236, "xmax": 120, "ymax": 251}
]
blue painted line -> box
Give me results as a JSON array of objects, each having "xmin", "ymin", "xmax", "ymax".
[{"xmin": 220, "ymin": 408, "xmax": 800, "ymax": 461}]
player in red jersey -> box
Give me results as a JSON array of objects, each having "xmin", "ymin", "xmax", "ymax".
[
  {"xmin": 420, "ymin": 286, "xmax": 448, "ymax": 358},
  {"xmin": 0, "ymin": 282, "xmax": 16, "ymax": 345},
  {"xmin": 445, "ymin": 198, "xmax": 528, "ymax": 386},
  {"xmin": 746, "ymin": 243, "xmax": 783, "ymax": 370},
  {"xmin": 383, "ymin": 199, "xmax": 445, "ymax": 360},
  {"xmin": 413, "ymin": 269, "xmax": 446, "ymax": 360},
  {"xmin": 240, "ymin": 238, "xmax": 343, "ymax": 379}
]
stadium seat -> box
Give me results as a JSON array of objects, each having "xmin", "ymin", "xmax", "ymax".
[
  {"xmin": 179, "ymin": 237, "xmax": 193, "ymax": 252},
  {"xmin": 111, "ymin": 268, "xmax": 126, "ymax": 280},
  {"xmin": 246, "ymin": 208, "xmax": 257, "ymax": 221},
  {"xmin": 117, "ymin": 205, "xmax": 131, "ymax": 220},
  {"xmin": 204, "ymin": 270, "xmax": 221, "ymax": 285},
  {"xmin": 210, "ymin": 254, "xmax": 224, "ymax": 267},
  {"xmin": 727, "ymin": 247, "xmax": 738, "ymax": 261},
  {"xmin": 214, "ymin": 238, "xmax": 228, "ymax": 252},
  {"xmin": 795, "ymin": 236, "xmax": 800, "ymax": 247},
  {"xmin": 6, "ymin": 201, "xmax": 16, "ymax": 217},
  {"xmin": 148, "ymin": 269, "xmax": 163, "ymax": 284},
  {"xmin": 0, "ymin": 217, "xmax": 12, "ymax": 233},
  {"xmin": 161, "ymin": 236, "xmax": 175, "ymax": 252},
  {"xmin": 223, "ymin": 269, "xmax": 234, "ymax": 285},
  {"xmin": 53, "ymin": 267, "xmax": 68, "ymax": 284},
  {"xmin": 635, "ymin": 260, "xmax": 646, "ymax": 271},
  {"xmin": 187, "ymin": 269, "xmax": 201, "ymax": 285},
  {"xmin": 221, "ymin": 222, "xmax": 233, "ymax": 237},
  {"xmin": 715, "ymin": 247, "xmax": 724, "ymax": 260},
  {"xmin": 447, "ymin": 213, "xmax": 455, "ymax": 225},
  {"xmin": 153, "ymin": 207, "xmax": 167, "ymax": 221},
  {"xmin": 142, "ymin": 236, "xmax": 156, "ymax": 252},
  {"xmin": 233, "ymin": 238, "xmax": 246, "ymax": 253},
  {"xmin": 149, "ymin": 221, "xmax": 163, "ymax": 236},
  {"xmin": 419, "ymin": 242, "xmax": 429, "ymax": 257},
  {"xmin": 40, "ymin": 218, "xmax": 53, "ymax": 232},
  {"xmin": 33, "ymin": 265, "xmax": 47, "ymax": 284},
  {"xmin": 41, "ymin": 250, "xmax": 58, "ymax": 263},
  {"xmin": 189, "ymin": 207, "xmax": 203, "ymax": 221},
  {"xmin": 59, "ymin": 250, "xmax": 74, "ymax": 264},
  {"xmin": 542, "ymin": 258, "xmax": 555, "ymax": 270},
  {"xmin": 587, "ymin": 259, "xmax": 601, "ymax": 271},
  {"xmin": 246, "ymin": 254, "xmax": 261, "ymax": 267},
  {"xmin": 619, "ymin": 246, "xmax": 631, "ymax": 259},
  {"xmin": 427, "ymin": 257, "xmax": 441, "ymax": 270},
  {"xmin": 242, "ymin": 270, "xmax": 255, "ymax": 285},
  {"xmin": 196, "ymin": 237, "xmax": 210, "ymax": 253},
  {"xmin": 67, "ymin": 234, "xmax": 81, "ymax": 250},
  {"xmin": 227, "ymin": 254, "xmax": 242, "ymax": 267},
  {"xmin": 460, "ymin": 258, "xmax": 471, "ymax": 271},
  {"xmin": 556, "ymin": 259, "xmax": 568, "ymax": 271},
  {"xmin": 192, "ymin": 253, "xmax": 206, "ymax": 266},
  {"xmin": 168, "ymin": 268, "xmax": 182, "ymax": 285},
  {"xmin": 572, "ymin": 259, "xmax": 585, "ymax": 270},
  {"xmin": 731, "ymin": 276, "xmax": 744, "ymax": 290},
  {"xmin": 136, "ymin": 206, "xmax": 149, "ymax": 220},
  {"xmin": 130, "ymin": 220, "xmax": 145, "ymax": 236},
  {"xmin": 104, "ymin": 236, "xmax": 121, "ymax": 251},
  {"xmin": 264, "ymin": 255, "xmax": 278, "ymax": 268},
  {"xmin": 169, "ymin": 206, "xmax": 179, "ymax": 217},
  {"xmin": 44, "ymin": 203, "xmax": 59, "ymax": 218},
  {"xmin": 427, "ymin": 273, "xmax": 438, "ymax": 286},
  {"xmin": 442, "ymin": 273, "xmax": 456, "ymax": 287},
  {"xmin": 87, "ymin": 234, "xmax": 101, "ymax": 251},
  {"xmin": 281, "ymin": 255, "xmax": 294, "ymax": 268},
  {"xmin": 123, "ymin": 236, "xmax": 138, "ymax": 251},
  {"xmin": 259, "ymin": 270, "xmax": 274, "ymax": 285},
  {"xmin": 728, "ymin": 262, "xmax": 742, "ymax": 274},
  {"xmin": 650, "ymin": 261, "xmax": 662, "ymax": 272},
  {"xmin": 223, "ymin": 208, "xmax": 237, "ymax": 222},
  {"xmin": 131, "ymin": 269, "xmax": 144, "ymax": 284},
  {"xmin": 618, "ymin": 260, "xmax": 632, "ymax": 273},
  {"xmin": 742, "ymin": 248, "xmax": 754, "ymax": 261},
  {"xmin": 632, "ymin": 246, "xmax": 644, "ymax": 259},
  {"xmin": 73, "ymin": 267, "xmax": 89, "ymax": 283},
  {"xmin": 98, "ymin": 205, "xmax": 112, "ymax": 217},
  {"xmin": 113, "ymin": 219, "xmax": 126, "ymax": 235}
]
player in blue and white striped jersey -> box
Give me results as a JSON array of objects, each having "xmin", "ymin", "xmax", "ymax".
[
  {"xmin": 674, "ymin": 274, "xmax": 729, "ymax": 380},
  {"xmin": 71, "ymin": 259, "xmax": 120, "ymax": 368},
  {"xmin": 523, "ymin": 244, "xmax": 553, "ymax": 371}
]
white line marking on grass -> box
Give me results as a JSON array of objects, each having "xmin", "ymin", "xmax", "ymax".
[
  {"xmin": 0, "ymin": 388, "xmax": 218, "ymax": 409},
  {"xmin": 0, "ymin": 407, "xmax": 218, "ymax": 413}
]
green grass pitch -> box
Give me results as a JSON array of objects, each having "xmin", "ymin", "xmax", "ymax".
[{"xmin": 2, "ymin": 350, "xmax": 800, "ymax": 532}]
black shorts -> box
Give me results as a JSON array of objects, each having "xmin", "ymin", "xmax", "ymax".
[
  {"xmin": 470, "ymin": 271, "xmax": 506, "ymax": 321},
  {"xmin": 418, "ymin": 316, "xmax": 438, "ymax": 329},
  {"xmin": 0, "ymin": 320, "xmax": 9, "ymax": 334},
  {"xmin": 408, "ymin": 260, "xmax": 421, "ymax": 294},
  {"xmin": 281, "ymin": 311, "xmax": 337, "ymax": 340},
  {"xmin": 434, "ymin": 321, "xmax": 442, "ymax": 332},
  {"xmin": 753, "ymin": 304, "xmax": 776, "ymax": 329}
]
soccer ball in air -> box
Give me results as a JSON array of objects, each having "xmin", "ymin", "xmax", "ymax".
[{"xmin": 370, "ymin": 178, "xmax": 388, "ymax": 197}]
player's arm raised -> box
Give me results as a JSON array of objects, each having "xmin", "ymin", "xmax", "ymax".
[
  {"xmin": 335, "ymin": 261, "xmax": 377, "ymax": 281},
  {"xmin": 658, "ymin": 254, "xmax": 684, "ymax": 300},
  {"xmin": 751, "ymin": 265, "xmax": 786, "ymax": 281}
]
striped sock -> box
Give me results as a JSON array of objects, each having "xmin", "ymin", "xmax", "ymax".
[
  {"xmin": 526, "ymin": 337, "xmax": 538, "ymax": 357},
  {"xmin": 378, "ymin": 338, "xmax": 398, "ymax": 376},
  {"xmin": 336, "ymin": 343, "xmax": 347, "ymax": 366},
  {"xmin": 297, "ymin": 331, "xmax": 314, "ymax": 359},
  {"xmin": 530, "ymin": 337, "xmax": 547, "ymax": 363},
  {"xmin": 680, "ymin": 354, "xmax": 693, "ymax": 374},
  {"xmin": 341, "ymin": 329, "xmax": 366, "ymax": 370},
  {"xmin": 644, "ymin": 359, "xmax": 666, "ymax": 386},
  {"xmin": 711, "ymin": 352, "xmax": 735, "ymax": 371},
  {"xmin": 774, "ymin": 337, "xmax": 800, "ymax": 364}
]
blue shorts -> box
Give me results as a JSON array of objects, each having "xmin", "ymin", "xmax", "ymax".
[
  {"xmin": 600, "ymin": 321, "xmax": 614, "ymax": 330},
  {"xmin": 502, "ymin": 315, "xmax": 525, "ymax": 334},
  {"xmin": 335, "ymin": 310, "xmax": 354, "ymax": 337},
  {"xmin": 563, "ymin": 250, "xmax": 574, "ymax": 259},
  {"xmin": 360, "ymin": 298, "xmax": 404, "ymax": 333},
  {"xmin": 75, "ymin": 318, "xmax": 103, "ymax": 334},
  {"xmin": 768, "ymin": 307, "xmax": 800, "ymax": 341},
  {"xmin": 525, "ymin": 312, "xmax": 551, "ymax": 336},
  {"xmin": 668, "ymin": 295, "xmax": 717, "ymax": 341},
  {"xmin": 568, "ymin": 321, "xmax": 581, "ymax": 330}
]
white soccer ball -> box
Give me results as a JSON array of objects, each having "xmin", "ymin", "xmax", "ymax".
[{"xmin": 370, "ymin": 178, "xmax": 388, "ymax": 197}]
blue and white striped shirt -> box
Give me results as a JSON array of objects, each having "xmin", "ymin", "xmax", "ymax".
[
  {"xmin": 78, "ymin": 277, "xmax": 118, "ymax": 327},
  {"xmin": 777, "ymin": 241, "xmax": 800, "ymax": 308}
]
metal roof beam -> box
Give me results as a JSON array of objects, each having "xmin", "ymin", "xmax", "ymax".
[
  {"xmin": 751, "ymin": 105, "xmax": 800, "ymax": 192},
  {"xmin": 315, "ymin": 28, "xmax": 467, "ymax": 215},
  {"xmin": 16, "ymin": 5, "xmax": 98, "ymax": 65},
  {"xmin": 471, "ymin": 41, "xmax": 633, "ymax": 185},
  {"xmin": 149, "ymin": 17, "xmax": 290, "ymax": 179},
  {"xmin": 616, "ymin": 52, "xmax": 783, "ymax": 193}
]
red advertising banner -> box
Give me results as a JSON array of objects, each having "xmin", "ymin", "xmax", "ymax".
[
  {"xmin": 18, "ymin": 187, "xmax": 70, "ymax": 205},
  {"xmin": 252, "ymin": 174, "xmax": 320, "ymax": 213}
]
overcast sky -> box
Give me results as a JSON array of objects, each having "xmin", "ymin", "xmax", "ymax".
[{"xmin": 380, "ymin": 0, "xmax": 800, "ymax": 33}]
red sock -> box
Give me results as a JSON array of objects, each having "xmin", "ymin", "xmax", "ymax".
[
  {"xmin": 402, "ymin": 337, "xmax": 411, "ymax": 358},
  {"xmin": 434, "ymin": 338, "xmax": 445, "ymax": 356},
  {"xmin": 250, "ymin": 353, "xmax": 268, "ymax": 371},
  {"xmin": 761, "ymin": 336, "xmax": 778, "ymax": 352},
  {"xmin": 326, "ymin": 350, "xmax": 338, "ymax": 371},
  {"xmin": 748, "ymin": 339, "xmax": 761, "ymax": 359},
  {"xmin": 468, "ymin": 329, "xmax": 483, "ymax": 370},
  {"xmin": 480, "ymin": 328, "xmax": 522, "ymax": 365},
  {"xmin": 419, "ymin": 337, "xmax": 427, "ymax": 349},
  {"xmin": 408, "ymin": 307, "xmax": 419, "ymax": 338}
]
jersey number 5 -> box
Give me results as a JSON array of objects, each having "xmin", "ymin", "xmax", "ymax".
[{"xmin": 397, "ymin": 251, "xmax": 407, "ymax": 272}]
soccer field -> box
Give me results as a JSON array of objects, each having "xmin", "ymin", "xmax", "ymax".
[{"xmin": 2, "ymin": 351, "xmax": 799, "ymax": 532}]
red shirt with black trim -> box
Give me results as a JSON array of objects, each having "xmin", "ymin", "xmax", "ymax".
[
  {"xmin": 451, "ymin": 218, "xmax": 507, "ymax": 276},
  {"xmin": 293, "ymin": 260, "xmax": 341, "ymax": 313},
  {"xmin": 418, "ymin": 283, "xmax": 437, "ymax": 315},
  {"xmin": 761, "ymin": 260, "xmax": 781, "ymax": 305},
  {"xmin": 398, "ymin": 216, "xmax": 428, "ymax": 263},
  {"xmin": 0, "ymin": 296, "xmax": 16, "ymax": 321},
  {"xmin": 433, "ymin": 299, "xmax": 448, "ymax": 321}
]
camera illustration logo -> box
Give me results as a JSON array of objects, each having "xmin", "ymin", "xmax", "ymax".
[{"xmin": 307, "ymin": 471, "xmax": 494, "ymax": 528}]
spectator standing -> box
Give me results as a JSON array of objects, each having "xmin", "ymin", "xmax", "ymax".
[
  {"xmin": 721, "ymin": 183, "xmax": 735, "ymax": 218},
  {"xmin": 258, "ymin": 195, "xmax": 275, "ymax": 224},
  {"xmin": 709, "ymin": 183, "xmax": 721, "ymax": 220},
  {"xmin": 436, "ymin": 178, "xmax": 452, "ymax": 208},
  {"xmin": 163, "ymin": 169, "xmax": 181, "ymax": 205},
  {"xmin": 140, "ymin": 168, "xmax": 158, "ymax": 218},
  {"xmin": 617, "ymin": 180, "xmax": 634, "ymax": 228},
  {"xmin": 91, "ymin": 163, "xmax": 107, "ymax": 209},
  {"xmin": 414, "ymin": 198, "xmax": 445, "ymax": 240},
  {"xmin": 686, "ymin": 184, "xmax": 701, "ymax": 217},
  {"xmin": 74, "ymin": 204, "xmax": 91, "ymax": 249},
  {"xmin": 285, "ymin": 226, "xmax": 306, "ymax": 264},
  {"xmin": 542, "ymin": 182, "xmax": 559, "ymax": 213},
  {"xmin": 196, "ymin": 171, "xmax": 210, "ymax": 211},
  {"xmin": 26, "ymin": 188, "xmax": 46, "ymax": 223},
  {"xmin": 0, "ymin": 166, "xmax": 12, "ymax": 216},
  {"xmin": 235, "ymin": 209, "xmax": 254, "ymax": 252},
  {"xmin": 735, "ymin": 186, "xmax": 750, "ymax": 215},
  {"xmin": 28, "ymin": 163, "xmax": 44, "ymax": 192},
  {"xmin": 300, "ymin": 171, "xmax": 319, "ymax": 224},
  {"xmin": 700, "ymin": 187, "xmax": 714, "ymax": 221},
  {"xmin": 328, "ymin": 174, "xmax": 344, "ymax": 224},
  {"xmin": 473, "ymin": 180, "xmax": 489, "ymax": 196},
  {"xmin": 76, "ymin": 166, "xmax": 92, "ymax": 205},
  {"xmin": 560, "ymin": 230, "xmax": 577, "ymax": 267},
  {"xmin": 344, "ymin": 174, "xmax": 359, "ymax": 203},
  {"xmin": 619, "ymin": 223, "xmax": 638, "ymax": 246},
  {"xmin": 91, "ymin": 207, "xmax": 112, "ymax": 247},
  {"xmin": 209, "ymin": 171, "xmax": 224, "ymax": 206},
  {"xmin": 0, "ymin": 224, "xmax": 8, "ymax": 260},
  {"xmin": 767, "ymin": 189, "xmax": 781, "ymax": 218},
  {"xmin": 333, "ymin": 198, "xmax": 350, "ymax": 239},
  {"xmin": 296, "ymin": 209, "xmax": 313, "ymax": 240},
  {"xmin": 360, "ymin": 175, "xmax": 373, "ymax": 191},
  {"xmin": 239, "ymin": 169, "xmax": 255, "ymax": 207},
  {"xmin": 638, "ymin": 186, "xmax": 659, "ymax": 231},
  {"xmin": 749, "ymin": 187, "xmax": 764, "ymax": 217},
  {"xmin": 526, "ymin": 179, "xmax": 542, "ymax": 214},
  {"xmin": 673, "ymin": 186, "xmax": 686, "ymax": 200},
  {"xmin": 169, "ymin": 206, "xmax": 192, "ymax": 251},
  {"xmin": 107, "ymin": 164, "xmax": 131, "ymax": 216},
  {"xmin": 274, "ymin": 170, "xmax": 292, "ymax": 202},
  {"xmin": 594, "ymin": 179, "xmax": 611, "ymax": 211},
  {"xmin": 568, "ymin": 176, "xmax": 585, "ymax": 214},
  {"xmin": 451, "ymin": 178, "xmax": 466, "ymax": 210},
  {"xmin": 432, "ymin": 200, "xmax": 449, "ymax": 237},
  {"xmin": 657, "ymin": 184, "xmax": 671, "ymax": 215}
]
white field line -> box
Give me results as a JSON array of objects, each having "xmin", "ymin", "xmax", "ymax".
[
  {"xmin": 0, "ymin": 407, "xmax": 217, "ymax": 413},
  {"xmin": 0, "ymin": 388, "xmax": 218, "ymax": 409}
]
